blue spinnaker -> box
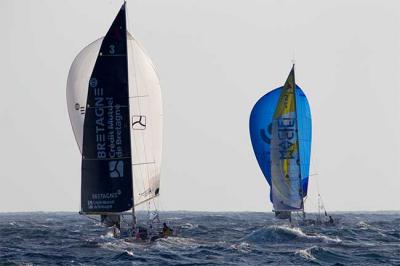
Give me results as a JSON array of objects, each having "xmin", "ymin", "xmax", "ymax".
[{"xmin": 249, "ymin": 72, "xmax": 311, "ymax": 210}]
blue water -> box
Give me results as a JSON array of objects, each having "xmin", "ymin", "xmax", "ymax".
[{"xmin": 0, "ymin": 212, "xmax": 399, "ymax": 265}]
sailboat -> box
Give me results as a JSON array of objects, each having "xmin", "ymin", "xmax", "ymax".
[
  {"xmin": 249, "ymin": 65, "xmax": 312, "ymax": 221},
  {"xmin": 66, "ymin": 2, "xmax": 165, "ymax": 239}
]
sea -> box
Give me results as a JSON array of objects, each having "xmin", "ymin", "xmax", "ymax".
[{"xmin": 0, "ymin": 212, "xmax": 399, "ymax": 265}]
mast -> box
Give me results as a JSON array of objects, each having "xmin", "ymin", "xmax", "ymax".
[
  {"xmin": 123, "ymin": 1, "xmax": 137, "ymax": 229},
  {"xmin": 291, "ymin": 64, "xmax": 305, "ymax": 216}
]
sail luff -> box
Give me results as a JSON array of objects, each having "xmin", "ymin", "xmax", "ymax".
[
  {"xmin": 122, "ymin": 2, "xmax": 137, "ymax": 227},
  {"xmin": 291, "ymin": 65, "xmax": 305, "ymax": 210}
]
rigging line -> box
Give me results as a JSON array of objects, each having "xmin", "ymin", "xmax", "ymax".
[
  {"xmin": 132, "ymin": 161, "xmax": 155, "ymax": 166},
  {"xmin": 134, "ymin": 194, "xmax": 159, "ymax": 207},
  {"xmin": 156, "ymin": 199, "xmax": 163, "ymax": 219},
  {"xmin": 152, "ymin": 197, "xmax": 158, "ymax": 212},
  {"xmin": 130, "ymin": 95, "xmax": 149, "ymax": 98},
  {"xmin": 81, "ymin": 213, "xmax": 101, "ymax": 223},
  {"xmin": 147, "ymin": 200, "xmax": 151, "ymax": 224}
]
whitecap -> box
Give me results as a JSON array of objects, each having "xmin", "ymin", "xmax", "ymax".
[
  {"xmin": 295, "ymin": 246, "xmax": 317, "ymax": 260},
  {"xmin": 357, "ymin": 221, "xmax": 370, "ymax": 230},
  {"xmin": 154, "ymin": 236, "xmax": 200, "ymax": 250},
  {"xmin": 244, "ymin": 224, "xmax": 341, "ymax": 244},
  {"xmin": 100, "ymin": 231, "xmax": 115, "ymax": 239},
  {"xmin": 275, "ymin": 225, "xmax": 341, "ymax": 243},
  {"xmin": 124, "ymin": 250, "xmax": 134, "ymax": 256},
  {"xmin": 180, "ymin": 223, "xmax": 198, "ymax": 230},
  {"xmin": 356, "ymin": 221, "xmax": 387, "ymax": 236},
  {"xmin": 230, "ymin": 242, "xmax": 251, "ymax": 253}
]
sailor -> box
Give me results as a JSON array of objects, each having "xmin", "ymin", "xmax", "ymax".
[
  {"xmin": 112, "ymin": 219, "xmax": 121, "ymax": 238},
  {"xmin": 136, "ymin": 227, "xmax": 149, "ymax": 241},
  {"xmin": 162, "ymin": 222, "xmax": 173, "ymax": 237},
  {"xmin": 328, "ymin": 216, "xmax": 334, "ymax": 224}
]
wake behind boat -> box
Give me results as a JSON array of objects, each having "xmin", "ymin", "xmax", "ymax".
[
  {"xmin": 249, "ymin": 65, "xmax": 334, "ymax": 225},
  {"xmin": 67, "ymin": 2, "xmax": 174, "ymax": 241}
]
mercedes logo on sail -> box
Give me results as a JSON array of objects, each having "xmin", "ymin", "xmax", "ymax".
[{"xmin": 132, "ymin": 115, "xmax": 146, "ymax": 130}]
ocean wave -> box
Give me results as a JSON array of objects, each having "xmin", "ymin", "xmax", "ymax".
[
  {"xmin": 100, "ymin": 231, "xmax": 115, "ymax": 239},
  {"xmin": 357, "ymin": 221, "xmax": 372, "ymax": 230},
  {"xmin": 230, "ymin": 242, "xmax": 251, "ymax": 253},
  {"xmin": 179, "ymin": 222, "xmax": 198, "ymax": 230},
  {"xmin": 1, "ymin": 212, "xmax": 399, "ymax": 265},
  {"xmin": 244, "ymin": 225, "xmax": 342, "ymax": 244},
  {"xmin": 356, "ymin": 221, "xmax": 390, "ymax": 238},
  {"xmin": 155, "ymin": 236, "xmax": 200, "ymax": 250},
  {"xmin": 296, "ymin": 245, "xmax": 352, "ymax": 264},
  {"xmin": 295, "ymin": 246, "xmax": 317, "ymax": 260}
]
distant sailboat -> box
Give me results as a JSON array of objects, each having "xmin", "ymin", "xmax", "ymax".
[
  {"xmin": 249, "ymin": 65, "xmax": 312, "ymax": 221},
  {"xmin": 66, "ymin": 2, "xmax": 165, "ymax": 239}
]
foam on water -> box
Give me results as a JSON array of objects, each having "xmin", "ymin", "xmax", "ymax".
[
  {"xmin": 155, "ymin": 236, "xmax": 200, "ymax": 250},
  {"xmin": 295, "ymin": 245, "xmax": 317, "ymax": 260},
  {"xmin": 230, "ymin": 242, "xmax": 251, "ymax": 253},
  {"xmin": 244, "ymin": 224, "xmax": 342, "ymax": 244}
]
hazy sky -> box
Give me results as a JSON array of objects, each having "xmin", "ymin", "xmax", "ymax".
[{"xmin": 0, "ymin": 0, "xmax": 399, "ymax": 212}]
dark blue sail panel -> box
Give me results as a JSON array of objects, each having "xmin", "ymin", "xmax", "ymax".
[
  {"xmin": 81, "ymin": 4, "xmax": 133, "ymax": 213},
  {"xmin": 249, "ymin": 85, "xmax": 311, "ymax": 203}
]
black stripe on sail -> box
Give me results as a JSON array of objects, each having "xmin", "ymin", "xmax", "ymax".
[{"xmin": 81, "ymin": 3, "xmax": 133, "ymax": 213}]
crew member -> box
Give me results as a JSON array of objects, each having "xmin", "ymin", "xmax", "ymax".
[{"xmin": 162, "ymin": 222, "xmax": 173, "ymax": 237}]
